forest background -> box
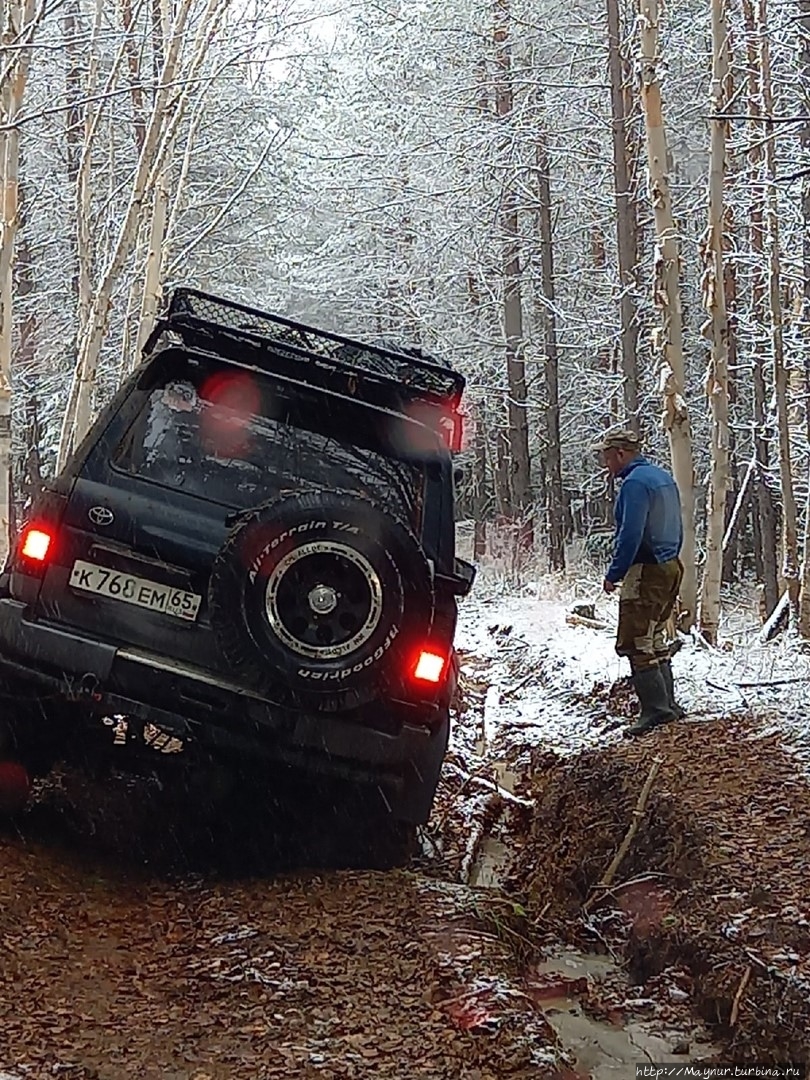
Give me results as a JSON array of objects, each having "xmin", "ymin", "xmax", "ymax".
[{"xmin": 1, "ymin": 0, "xmax": 809, "ymax": 644}]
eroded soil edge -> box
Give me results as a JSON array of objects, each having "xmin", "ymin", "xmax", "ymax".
[{"xmin": 504, "ymin": 715, "xmax": 810, "ymax": 1066}]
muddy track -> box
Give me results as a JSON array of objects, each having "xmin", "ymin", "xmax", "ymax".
[
  {"xmin": 433, "ymin": 614, "xmax": 810, "ymax": 1072},
  {"xmin": 3, "ymin": 609, "xmax": 808, "ymax": 1077},
  {"xmin": 0, "ymin": 771, "xmax": 570, "ymax": 1080}
]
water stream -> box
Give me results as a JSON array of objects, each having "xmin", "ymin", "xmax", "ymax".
[
  {"xmin": 530, "ymin": 950, "xmax": 719, "ymax": 1077},
  {"xmin": 467, "ymin": 840, "xmax": 719, "ymax": 1075}
]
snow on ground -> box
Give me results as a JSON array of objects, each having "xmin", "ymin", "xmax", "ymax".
[
  {"xmin": 438, "ymin": 565, "xmax": 810, "ymax": 1065},
  {"xmin": 454, "ymin": 569, "xmax": 810, "ymax": 767},
  {"xmin": 455, "ymin": 584, "xmax": 622, "ymax": 757}
]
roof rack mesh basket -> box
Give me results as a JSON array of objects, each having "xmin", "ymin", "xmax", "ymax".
[{"xmin": 164, "ymin": 288, "xmax": 464, "ymax": 405}]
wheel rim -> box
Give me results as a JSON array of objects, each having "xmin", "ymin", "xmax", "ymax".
[{"xmin": 264, "ymin": 540, "xmax": 384, "ymax": 660}]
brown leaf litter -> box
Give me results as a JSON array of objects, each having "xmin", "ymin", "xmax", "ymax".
[{"xmin": 0, "ymin": 817, "xmax": 572, "ymax": 1080}]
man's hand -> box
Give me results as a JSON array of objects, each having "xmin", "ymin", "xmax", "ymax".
[{"xmin": 603, "ymin": 578, "xmax": 616, "ymax": 594}]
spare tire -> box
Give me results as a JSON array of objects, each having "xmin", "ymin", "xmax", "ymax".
[{"xmin": 208, "ymin": 490, "xmax": 434, "ymax": 709}]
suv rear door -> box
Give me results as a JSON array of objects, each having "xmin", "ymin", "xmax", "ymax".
[{"xmin": 28, "ymin": 348, "xmax": 429, "ymax": 676}]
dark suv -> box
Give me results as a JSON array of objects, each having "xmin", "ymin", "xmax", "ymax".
[{"xmin": 0, "ymin": 289, "xmax": 474, "ymax": 826}]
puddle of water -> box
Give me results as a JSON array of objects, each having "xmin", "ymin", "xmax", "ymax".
[
  {"xmin": 469, "ymin": 836, "xmax": 510, "ymax": 888},
  {"xmin": 535, "ymin": 951, "xmax": 617, "ymax": 982},
  {"xmin": 529, "ymin": 950, "xmax": 719, "ymax": 1078}
]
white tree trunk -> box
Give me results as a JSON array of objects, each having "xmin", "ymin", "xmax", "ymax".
[
  {"xmin": 118, "ymin": 220, "xmax": 148, "ymax": 383},
  {"xmin": 0, "ymin": 0, "xmax": 36, "ymax": 563},
  {"xmin": 135, "ymin": 0, "xmax": 171, "ymax": 356},
  {"xmin": 74, "ymin": 0, "xmax": 107, "ymax": 346},
  {"xmin": 757, "ymin": 0, "xmax": 800, "ymax": 624},
  {"xmin": 135, "ymin": 155, "xmax": 171, "ymax": 356},
  {"xmin": 798, "ymin": 0, "xmax": 810, "ymax": 636},
  {"xmin": 56, "ymin": 0, "xmax": 222, "ymax": 469},
  {"xmin": 637, "ymin": 0, "xmax": 698, "ymax": 627},
  {"xmin": 606, "ymin": 0, "xmax": 640, "ymax": 424},
  {"xmin": 697, "ymin": 0, "xmax": 731, "ymax": 645}
]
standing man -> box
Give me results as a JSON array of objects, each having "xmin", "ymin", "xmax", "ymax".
[{"xmin": 596, "ymin": 428, "xmax": 685, "ymax": 736}]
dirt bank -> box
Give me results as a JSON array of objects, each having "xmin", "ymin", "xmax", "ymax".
[{"xmin": 507, "ymin": 712, "xmax": 810, "ymax": 1066}]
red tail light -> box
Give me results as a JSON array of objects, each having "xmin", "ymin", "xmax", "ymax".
[
  {"xmin": 413, "ymin": 649, "xmax": 446, "ymax": 684},
  {"xmin": 20, "ymin": 526, "xmax": 54, "ymax": 563}
]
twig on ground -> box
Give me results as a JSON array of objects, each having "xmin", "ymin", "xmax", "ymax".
[
  {"xmin": 440, "ymin": 762, "xmax": 491, "ymax": 802},
  {"xmin": 705, "ymin": 678, "xmax": 750, "ymax": 708},
  {"xmin": 578, "ymin": 872, "xmax": 674, "ymax": 910},
  {"xmin": 742, "ymin": 947, "xmax": 796, "ymax": 985},
  {"xmin": 736, "ymin": 677, "xmax": 810, "ymax": 688},
  {"xmin": 706, "ymin": 679, "xmax": 735, "ymax": 694},
  {"xmin": 500, "ymin": 639, "xmax": 531, "ymax": 653},
  {"xmin": 565, "ymin": 613, "xmax": 609, "ymax": 630},
  {"xmin": 602, "ymin": 871, "xmax": 674, "ymax": 898},
  {"xmin": 730, "ymin": 966, "xmax": 752, "ymax": 1026},
  {"xmin": 503, "ymin": 670, "xmax": 537, "ymax": 698},
  {"xmin": 581, "ymin": 915, "xmax": 623, "ymax": 963},
  {"xmin": 583, "ymin": 757, "xmax": 663, "ymax": 913},
  {"xmin": 533, "ymin": 900, "xmax": 551, "ymax": 924},
  {"xmin": 442, "ymin": 761, "xmax": 533, "ymax": 809}
]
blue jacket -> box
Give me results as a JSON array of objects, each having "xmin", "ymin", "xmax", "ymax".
[{"xmin": 606, "ymin": 456, "xmax": 683, "ymax": 584}]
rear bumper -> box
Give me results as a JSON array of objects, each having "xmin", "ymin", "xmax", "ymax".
[{"xmin": 0, "ymin": 598, "xmax": 448, "ymax": 820}]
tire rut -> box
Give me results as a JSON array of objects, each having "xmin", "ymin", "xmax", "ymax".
[{"xmin": 0, "ymin": 770, "xmax": 568, "ymax": 1080}]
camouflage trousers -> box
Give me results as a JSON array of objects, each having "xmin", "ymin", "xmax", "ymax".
[{"xmin": 616, "ymin": 559, "xmax": 683, "ymax": 672}]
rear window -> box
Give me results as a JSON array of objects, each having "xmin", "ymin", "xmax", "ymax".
[{"xmin": 113, "ymin": 361, "xmax": 423, "ymax": 521}]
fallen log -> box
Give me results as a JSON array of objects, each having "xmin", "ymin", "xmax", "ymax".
[
  {"xmin": 584, "ymin": 757, "xmax": 662, "ymax": 912},
  {"xmin": 565, "ymin": 613, "xmax": 609, "ymax": 630}
]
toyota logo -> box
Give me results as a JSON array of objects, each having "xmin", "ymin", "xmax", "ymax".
[{"xmin": 88, "ymin": 506, "xmax": 114, "ymax": 527}]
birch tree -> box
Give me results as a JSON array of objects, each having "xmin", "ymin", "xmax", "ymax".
[
  {"xmin": 0, "ymin": 0, "xmax": 36, "ymax": 560},
  {"xmin": 698, "ymin": 0, "xmax": 731, "ymax": 644},
  {"xmin": 637, "ymin": 0, "xmax": 697, "ymax": 625},
  {"xmin": 136, "ymin": 0, "xmax": 173, "ymax": 354},
  {"xmin": 798, "ymin": 0, "xmax": 810, "ymax": 634},
  {"xmin": 57, "ymin": 0, "xmax": 235, "ymax": 467},
  {"xmin": 757, "ymin": 0, "xmax": 800, "ymax": 621}
]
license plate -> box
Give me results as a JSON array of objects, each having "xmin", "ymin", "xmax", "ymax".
[{"xmin": 69, "ymin": 560, "xmax": 202, "ymax": 622}]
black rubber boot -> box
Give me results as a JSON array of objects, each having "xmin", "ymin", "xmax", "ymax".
[
  {"xmin": 659, "ymin": 659, "xmax": 686, "ymax": 719},
  {"xmin": 625, "ymin": 666, "xmax": 678, "ymax": 737}
]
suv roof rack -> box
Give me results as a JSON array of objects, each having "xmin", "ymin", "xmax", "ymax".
[{"xmin": 145, "ymin": 288, "xmax": 465, "ymax": 425}]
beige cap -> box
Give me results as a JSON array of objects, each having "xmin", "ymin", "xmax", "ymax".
[{"xmin": 593, "ymin": 427, "xmax": 642, "ymax": 452}]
